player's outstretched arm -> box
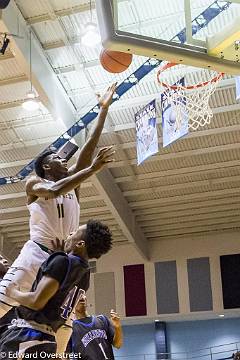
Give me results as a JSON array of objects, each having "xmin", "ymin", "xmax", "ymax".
[
  {"xmin": 68, "ymin": 83, "xmax": 117, "ymax": 175},
  {"xmin": 5, "ymin": 276, "xmax": 60, "ymax": 311},
  {"xmin": 26, "ymin": 146, "xmax": 115, "ymax": 199},
  {"xmin": 110, "ymin": 309, "xmax": 123, "ymax": 349}
]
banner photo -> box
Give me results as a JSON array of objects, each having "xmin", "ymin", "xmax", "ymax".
[
  {"xmin": 162, "ymin": 78, "xmax": 189, "ymax": 147},
  {"xmin": 236, "ymin": 77, "xmax": 240, "ymax": 101},
  {"xmin": 135, "ymin": 99, "xmax": 158, "ymax": 165}
]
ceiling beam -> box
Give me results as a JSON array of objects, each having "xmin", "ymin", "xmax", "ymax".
[
  {"xmin": 1, "ymin": 225, "xmax": 29, "ymax": 233},
  {"xmin": 123, "ymin": 174, "xmax": 240, "ymax": 197},
  {"xmin": 1, "ymin": 156, "xmax": 240, "ymax": 190},
  {"xmin": 1, "ymin": 206, "xmax": 27, "ymax": 214},
  {"xmin": 75, "ymin": 78, "xmax": 236, "ymax": 114},
  {"xmin": 115, "ymin": 119, "xmax": 240, "ymax": 150},
  {"xmin": 3, "ymin": 119, "xmax": 240, "ymax": 170},
  {"xmin": 103, "ymin": 104, "xmax": 240, "ymax": 133},
  {"xmin": 0, "ymin": 217, "xmax": 29, "ymax": 225},
  {"xmin": 0, "ymin": 159, "xmax": 32, "ymax": 169},
  {"xmin": 144, "ymin": 215, "xmax": 240, "ymax": 232},
  {"xmin": 25, "ymin": 3, "xmax": 96, "ymax": 25},
  {"xmin": 54, "ymin": 60, "xmax": 100, "ymax": 74},
  {"xmin": 146, "ymin": 221, "xmax": 240, "ymax": 238},
  {"xmin": 0, "ymin": 136, "xmax": 57, "ymax": 152},
  {"xmin": 0, "ymin": 192, "xmax": 25, "ymax": 201},
  {"xmin": 7, "ymin": 231, "xmax": 29, "ymax": 239},
  {"xmin": 149, "ymin": 217, "xmax": 240, "ymax": 232},
  {"xmin": 0, "ymin": 192, "xmax": 101, "ymax": 202},
  {"xmin": 108, "ymin": 142, "xmax": 240, "ymax": 169},
  {"xmin": 0, "ymin": 205, "xmax": 110, "ymax": 219},
  {"xmin": 91, "ymin": 170, "xmax": 149, "ymax": 259},
  {"xmin": 141, "ymin": 210, "xmax": 240, "ymax": 227},
  {"xmin": 130, "ymin": 187, "xmax": 240, "ymax": 208},
  {"xmin": 135, "ymin": 199, "xmax": 240, "ymax": 218},
  {"xmin": 0, "ymin": 75, "xmax": 28, "ymax": 86},
  {"xmin": 149, "ymin": 228, "xmax": 240, "ymax": 242},
  {"xmin": 0, "ymin": 99, "xmax": 25, "ymax": 110}
]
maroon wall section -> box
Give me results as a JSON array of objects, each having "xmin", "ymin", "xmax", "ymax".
[{"xmin": 124, "ymin": 264, "xmax": 147, "ymax": 316}]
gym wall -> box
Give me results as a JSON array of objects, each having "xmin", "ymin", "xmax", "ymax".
[{"xmin": 87, "ymin": 230, "xmax": 240, "ymax": 320}]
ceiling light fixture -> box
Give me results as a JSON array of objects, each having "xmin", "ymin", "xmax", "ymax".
[
  {"xmin": 81, "ymin": 0, "xmax": 101, "ymax": 47},
  {"xmin": 218, "ymin": 314, "xmax": 225, "ymax": 318},
  {"xmin": 22, "ymin": 29, "xmax": 39, "ymax": 111},
  {"xmin": 22, "ymin": 90, "xmax": 40, "ymax": 111}
]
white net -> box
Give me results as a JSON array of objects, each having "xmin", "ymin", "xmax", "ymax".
[{"xmin": 157, "ymin": 64, "xmax": 223, "ymax": 131}]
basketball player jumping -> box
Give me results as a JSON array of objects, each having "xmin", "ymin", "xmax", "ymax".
[
  {"xmin": 66, "ymin": 294, "xmax": 123, "ymax": 359},
  {"xmin": 0, "ymin": 83, "xmax": 117, "ymax": 310},
  {"xmin": 0, "ymin": 220, "xmax": 113, "ymax": 358}
]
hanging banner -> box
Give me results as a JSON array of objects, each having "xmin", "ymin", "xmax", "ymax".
[
  {"xmin": 236, "ymin": 77, "xmax": 240, "ymax": 101},
  {"xmin": 135, "ymin": 99, "xmax": 158, "ymax": 165},
  {"xmin": 162, "ymin": 78, "xmax": 189, "ymax": 147}
]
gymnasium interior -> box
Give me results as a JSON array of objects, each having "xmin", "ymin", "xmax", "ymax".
[{"xmin": 0, "ymin": 0, "xmax": 240, "ymax": 358}]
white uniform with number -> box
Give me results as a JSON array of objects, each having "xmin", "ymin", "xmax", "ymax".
[{"xmin": 0, "ymin": 182, "xmax": 80, "ymax": 310}]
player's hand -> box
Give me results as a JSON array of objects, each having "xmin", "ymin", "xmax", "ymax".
[
  {"xmin": 91, "ymin": 146, "xmax": 115, "ymax": 172},
  {"xmin": 110, "ymin": 309, "xmax": 121, "ymax": 328},
  {"xmin": 51, "ymin": 238, "xmax": 65, "ymax": 252},
  {"xmin": 97, "ymin": 83, "xmax": 117, "ymax": 109},
  {"xmin": 5, "ymin": 281, "xmax": 20, "ymax": 298}
]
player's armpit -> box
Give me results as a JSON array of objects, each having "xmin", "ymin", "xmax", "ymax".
[{"xmin": 26, "ymin": 177, "xmax": 57, "ymax": 199}]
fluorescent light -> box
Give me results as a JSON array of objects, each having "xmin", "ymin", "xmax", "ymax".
[
  {"xmin": 22, "ymin": 99, "xmax": 39, "ymax": 111},
  {"xmin": 81, "ymin": 22, "xmax": 101, "ymax": 47},
  {"xmin": 22, "ymin": 91, "xmax": 40, "ymax": 111},
  {"xmin": 218, "ymin": 314, "xmax": 225, "ymax": 318}
]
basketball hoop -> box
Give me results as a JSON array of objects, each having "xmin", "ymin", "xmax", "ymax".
[{"xmin": 157, "ymin": 63, "xmax": 224, "ymax": 130}]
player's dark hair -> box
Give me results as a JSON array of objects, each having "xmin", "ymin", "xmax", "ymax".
[
  {"xmin": 233, "ymin": 353, "xmax": 240, "ymax": 360},
  {"xmin": 0, "ymin": 257, "xmax": 8, "ymax": 278},
  {"xmin": 84, "ymin": 220, "xmax": 113, "ymax": 259},
  {"xmin": 34, "ymin": 150, "xmax": 56, "ymax": 178}
]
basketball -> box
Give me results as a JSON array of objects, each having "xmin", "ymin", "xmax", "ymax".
[{"xmin": 100, "ymin": 49, "xmax": 132, "ymax": 73}]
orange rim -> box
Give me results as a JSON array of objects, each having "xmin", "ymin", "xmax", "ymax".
[{"xmin": 157, "ymin": 62, "xmax": 224, "ymax": 90}]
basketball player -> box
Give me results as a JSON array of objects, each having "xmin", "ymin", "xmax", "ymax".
[
  {"xmin": 0, "ymin": 256, "xmax": 9, "ymax": 281},
  {"xmin": 0, "ymin": 83, "xmax": 116, "ymax": 309},
  {"xmin": 66, "ymin": 294, "xmax": 123, "ymax": 359},
  {"xmin": 0, "ymin": 220, "xmax": 113, "ymax": 358},
  {"xmin": 233, "ymin": 352, "xmax": 240, "ymax": 360}
]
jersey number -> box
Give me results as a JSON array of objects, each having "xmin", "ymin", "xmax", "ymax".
[
  {"xmin": 57, "ymin": 203, "xmax": 64, "ymax": 218},
  {"xmin": 61, "ymin": 287, "xmax": 85, "ymax": 319},
  {"xmin": 99, "ymin": 343, "xmax": 108, "ymax": 359}
]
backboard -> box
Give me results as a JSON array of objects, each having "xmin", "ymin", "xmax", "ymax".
[{"xmin": 96, "ymin": 0, "xmax": 240, "ymax": 75}]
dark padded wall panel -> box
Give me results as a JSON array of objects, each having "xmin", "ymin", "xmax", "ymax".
[
  {"xmin": 155, "ymin": 261, "xmax": 179, "ymax": 314},
  {"xmin": 220, "ymin": 254, "xmax": 240, "ymax": 309},
  {"xmin": 187, "ymin": 257, "xmax": 213, "ymax": 311},
  {"xmin": 124, "ymin": 264, "xmax": 147, "ymax": 316}
]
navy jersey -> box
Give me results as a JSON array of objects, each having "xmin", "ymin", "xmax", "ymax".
[
  {"xmin": 67, "ymin": 315, "xmax": 115, "ymax": 360},
  {"xmin": 17, "ymin": 252, "xmax": 90, "ymax": 332}
]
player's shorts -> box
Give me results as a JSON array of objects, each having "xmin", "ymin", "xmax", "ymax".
[
  {"xmin": 0, "ymin": 240, "xmax": 50, "ymax": 311},
  {"xmin": 0, "ymin": 319, "xmax": 56, "ymax": 358}
]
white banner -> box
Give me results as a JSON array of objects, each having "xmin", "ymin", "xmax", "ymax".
[
  {"xmin": 135, "ymin": 100, "xmax": 158, "ymax": 165},
  {"xmin": 161, "ymin": 78, "xmax": 189, "ymax": 147},
  {"xmin": 236, "ymin": 77, "xmax": 240, "ymax": 101}
]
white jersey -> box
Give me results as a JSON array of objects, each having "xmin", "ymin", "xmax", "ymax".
[{"xmin": 28, "ymin": 181, "xmax": 80, "ymax": 250}]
